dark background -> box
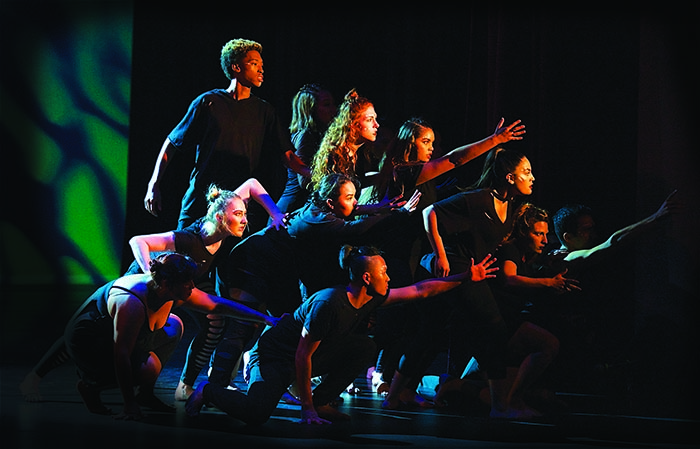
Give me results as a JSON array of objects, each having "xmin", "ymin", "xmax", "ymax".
[
  {"xmin": 2, "ymin": 3, "xmax": 698, "ymax": 419},
  {"xmin": 123, "ymin": 7, "xmax": 699, "ymax": 417}
]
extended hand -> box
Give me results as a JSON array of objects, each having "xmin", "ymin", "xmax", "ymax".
[
  {"xmin": 470, "ymin": 254, "xmax": 499, "ymax": 282},
  {"xmin": 551, "ymin": 269, "xmax": 581, "ymax": 294},
  {"xmin": 402, "ymin": 190, "xmax": 422, "ymax": 213},
  {"xmin": 493, "ymin": 118, "xmax": 526, "ymax": 144}
]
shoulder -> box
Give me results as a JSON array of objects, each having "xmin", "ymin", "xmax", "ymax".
[
  {"xmin": 191, "ymin": 89, "xmax": 229, "ymax": 104},
  {"xmin": 247, "ymin": 94, "xmax": 274, "ymax": 111},
  {"xmin": 109, "ymin": 276, "xmax": 150, "ymax": 311}
]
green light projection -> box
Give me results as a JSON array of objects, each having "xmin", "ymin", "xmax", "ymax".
[{"xmin": 0, "ymin": 3, "xmax": 133, "ymax": 286}]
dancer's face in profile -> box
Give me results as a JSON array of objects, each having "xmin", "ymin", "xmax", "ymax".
[
  {"xmin": 526, "ymin": 221, "xmax": 549, "ymax": 255},
  {"xmin": 327, "ymin": 180, "xmax": 357, "ymax": 219},
  {"xmin": 509, "ymin": 157, "xmax": 535, "ymax": 196},
  {"xmin": 235, "ymin": 50, "xmax": 264, "ymax": 88},
  {"xmin": 356, "ymin": 105, "xmax": 379, "ymax": 143},
  {"xmin": 219, "ymin": 197, "xmax": 248, "ymax": 237},
  {"xmin": 414, "ymin": 127, "xmax": 435, "ymax": 163}
]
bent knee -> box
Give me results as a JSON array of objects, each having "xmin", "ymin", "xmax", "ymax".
[{"xmin": 165, "ymin": 314, "xmax": 184, "ymax": 339}]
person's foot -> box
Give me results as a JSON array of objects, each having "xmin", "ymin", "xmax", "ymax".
[
  {"xmin": 345, "ymin": 382, "xmax": 361, "ymax": 394},
  {"xmin": 316, "ymin": 404, "xmax": 351, "ymax": 422},
  {"xmin": 371, "ymin": 370, "xmax": 390, "ymax": 395},
  {"xmin": 19, "ymin": 372, "xmax": 43, "ymax": 402},
  {"xmin": 185, "ymin": 382, "xmax": 208, "ymax": 417},
  {"xmin": 433, "ymin": 374, "xmax": 463, "ymax": 406},
  {"xmin": 281, "ymin": 390, "xmax": 301, "ymax": 405},
  {"xmin": 398, "ymin": 389, "xmax": 434, "ymax": 408},
  {"xmin": 380, "ymin": 396, "xmax": 401, "ymax": 410},
  {"xmin": 76, "ymin": 380, "xmax": 112, "ymax": 415},
  {"xmin": 175, "ymin": 380, "xmax": 194, "ymax": 401}
]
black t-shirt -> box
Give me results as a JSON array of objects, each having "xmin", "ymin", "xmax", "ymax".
[
  {"xmin": 276, "ymin": 128, "xmax": 322, "ymax": 214},
  {"xmin": 253, "ymin": 286, "xmax": 389, "ymax": 361},
  {"xmin": 168, "ymin": 89, "xmax": 293, "ymax": 227},
  {"xmin": 433, "ymin": 188, "xmax": 520, "ymax": 263},
  {"xmin": 124, "ymin": 218, "xmax": 223, "ymax": 287}
]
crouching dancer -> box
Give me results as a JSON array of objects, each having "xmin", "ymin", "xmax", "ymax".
[
  {"xmin": 186, "ymin": 245, "xmax": 497, "ymax": 425},
  {"xmin": 62, "ymin": 252, "xmax": 278, "ymax": 421}
]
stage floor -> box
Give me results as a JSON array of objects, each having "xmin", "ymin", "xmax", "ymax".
[
  {"xmin": 3, "ymin": 285, "xmax": 698, "ymax": 448},
  {"xmin": 3, "ymin": 360, "xmax": 698, "ymax": 449}
]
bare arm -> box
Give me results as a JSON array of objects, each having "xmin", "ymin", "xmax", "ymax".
[
  {"xmin": 423, "ymin": 205, "xmax": 450, "ymax": 277},
  {"xmin": 564, "ymin": 190, "xmax": 681, "ymax": 264},
  {"xmin": 144, "ymin": 138, "xmax": 177, "ymax": 217},
  {"xmin": 111, "ymin": 296, "xmax": 148, "ymax": 419},
  {"xmin": 295, "ymin": 329, "xmax": 330, "ymax": 424},
  {"xmin": 384, "ymin": 254, "xmax": 498, "ymax": 306},
  {"xmin": 502, "ymin": 260, "xmax": 579, "ymax": 293},
  {"xmin": 128, "ymin": 232, "xmax": 176, "ymax": 273},
  {"xmin": 284, "ymin": 149, "xmax": 312, "ymax": 179},
  {"xmin": 416, "ymin": 118, "xmax": 525, "ymax": 185},
  {"xmin": 235, "ymin": 178, "xmax": 286, "ymax": 229},
  {"xmin": 183, "ymin": 288, "xmax": 278, "ymax": 327}
]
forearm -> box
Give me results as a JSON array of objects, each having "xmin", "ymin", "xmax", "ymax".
[
  {"xmin": 114, "ymin": 350, "xmax": 137, "ymax": 407},
  {"xmin": 412, "ymin": 275, "xmax": 466, "ymax": 298},
  {"xmin": 147, "ymin": 139, "xmax": 174, "ymax": 189},
  {"xmin": 446, "ymin": 135, "xmax": 499, "ymax": 167},
  {"xmin": 424, "ymin": 208, "xmax": 447, "ymax": 259},
  {"xmin": 237, "ymin": 178, "xmax": 284, "ymax": 222},
  {"xmin": 128, "ymin": 239, "xmax": 152, "ymax": 273},
  {"xmin": 285, "ymin": 150, "xmax": 311, "ymax": 178},
  {"xmin": 294, "ymin": 354, "xmax": 315, "ymax": 411},
  {"xmin": 505, "ymin": 274, "xmax": 552, "ymax": 289},
  {"xmin": 187, "ymin": 289, "xmax": 274, "ymax": 326},
  {"xmin": 210, "ymin": 299, "xmax": 273, "ymax": 326}
]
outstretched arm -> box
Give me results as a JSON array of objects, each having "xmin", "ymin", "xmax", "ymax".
[
  {"xmin": 416, "ymin": 118, "xmax": 525, "ymax": 185},
  {"xmin": 564, "ymin": 190, "xmax": 682, "ymax": 264},
  {"xmin": 184, "ymin": 288, "xmax": 278, "ymax": 327},
  {"xmin": 502, "ymin": 260, "xmax": 580, "ymax": 293},
  {"xmin": 384, "ymin": 254, "xmax": 498, "ymax": 306}
]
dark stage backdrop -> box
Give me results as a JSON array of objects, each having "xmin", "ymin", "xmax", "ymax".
[{"xmin": 1, "ymin": 2, "xmax": 697, "ymax": 417}]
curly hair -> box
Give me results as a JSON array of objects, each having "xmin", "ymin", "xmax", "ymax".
[
  {"xmin": 220, "ymin": 38, "xmax": 263, "ymax": 80},
  {"xmin": 310, "ymin": 89, "xmax": 373, "ymax": 190}
]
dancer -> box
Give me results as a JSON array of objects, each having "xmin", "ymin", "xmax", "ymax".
[
  {"xmin": 20, "ymin": 179, "xmax": 283, "ymax": 403},
  {"xmin": 384, "ymin": 146, "xmax": 537, "ymax": 419},
  {"xmin": 144, "ymin": 38, "xmax": 308, "ymax": 232},
  {"xmin": 186, "ymin": 245, "xmax": 497, "ymax": 425},
  {"xmin": 276, "ymin": 83, "xmax": 336, "ymax": 214},
  {"xmin": 362, "ymin": 116, "xmax": 525, "ymax": 393},
  {"xmin": 53, "ymin": 252, "xmax": 277, "ymax": 420}
]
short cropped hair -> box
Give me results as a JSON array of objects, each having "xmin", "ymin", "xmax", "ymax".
[{"xmin": 220, "ymin": 38, "xmax": 263, "ymax": 80}]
